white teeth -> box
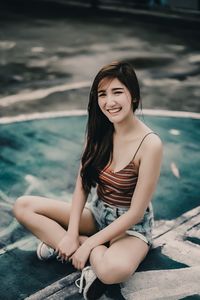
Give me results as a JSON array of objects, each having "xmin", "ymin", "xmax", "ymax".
[{"xmin": 108, "ymin": 108, "xmax": 121, "ymax": 113}]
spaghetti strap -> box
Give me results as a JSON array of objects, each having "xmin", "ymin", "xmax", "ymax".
[{"xmin": 132, "ymin": 132, "xmax": 156, "ymax": 161}]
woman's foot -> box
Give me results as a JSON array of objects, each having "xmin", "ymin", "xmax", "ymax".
[
  {"xmin": 75, "ymin": 266, "xmax": 107, "ymax": 300},
  {"xmin": 36, "ymin": 242, "xmax": 57, "ymax": 261}
]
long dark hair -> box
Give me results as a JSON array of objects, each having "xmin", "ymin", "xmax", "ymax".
[{"xmin": 81, "ymin": 61, "xmax": 141, "ymax": 194}]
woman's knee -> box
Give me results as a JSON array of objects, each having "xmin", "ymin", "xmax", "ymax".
[
  {"xmin": 95, "ymin": 257, "xmax": 134, "ymax": 284},
  {"xmin": 13, "ymin": 195, "xmax": 35, "ymax": 221}
]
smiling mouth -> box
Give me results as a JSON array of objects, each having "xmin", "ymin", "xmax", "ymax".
[{"xmin": 107, "ymin": 107, "xmax": 122, "ymax": 114}]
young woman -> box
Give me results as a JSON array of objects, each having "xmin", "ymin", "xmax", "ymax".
[{"xmin": 13, "ymin": 61, "xmax": 163, "ymax": 299}]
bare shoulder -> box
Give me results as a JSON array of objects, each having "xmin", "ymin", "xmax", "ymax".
[
  {"xmin": 142, "ymin": 133, "xmax": 163, "ymax": 155},
  {"xmin": 147, "ymin": 133, "xmax": 162, "ymax": 147},
  {"xmin": 135, "ymin": 133, "xmax": 163, "ymax": 172}
]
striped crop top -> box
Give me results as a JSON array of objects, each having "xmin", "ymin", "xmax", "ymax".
[{"xmin": 97, "ymin": 132, "xmax": 155, "ymax": 207}]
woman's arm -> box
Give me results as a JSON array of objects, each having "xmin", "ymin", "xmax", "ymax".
[
  {"xmin": 67, "ymin": 164, "xmax": 88, "ymax": 237},
  {"xmin": 56, "ymin": 164, "xmax": 88, "ymax": 259},
  {"xmin": 84, "ymin": 135, "xmax": 163, "ymax": 249}
]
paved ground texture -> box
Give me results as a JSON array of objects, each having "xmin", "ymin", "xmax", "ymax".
[{"xmin": 0, "ymin": 2, "xmax": 200, "ymax": 300}]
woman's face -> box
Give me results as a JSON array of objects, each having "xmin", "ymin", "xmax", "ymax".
[{"xmin": 97, "ymin": 77, "xmax": 133, "ymax": 124}]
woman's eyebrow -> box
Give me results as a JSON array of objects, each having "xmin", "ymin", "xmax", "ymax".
[
  {"xmin": 98, "ymin": 87, "xmax": 124, "ymax": 94},
  {"xmin": 97, "ymin": 89, "xmax": 105, "ymax": 94},
  {"xmin": 112, "ymin": 87, "xmax": 124, "ymax": 91}
]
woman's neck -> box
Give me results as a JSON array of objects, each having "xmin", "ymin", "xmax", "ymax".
[{"xmin": 113, "ymin": 114, "xmax": 139, "ymax": 137}]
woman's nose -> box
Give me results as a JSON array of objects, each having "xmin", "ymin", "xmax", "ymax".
[{"xmin": 106, "ymin": 94, "xmax": 116, "ymax": 106}]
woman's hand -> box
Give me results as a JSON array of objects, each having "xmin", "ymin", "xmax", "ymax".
[
  {"xmin": 70, "ymin": 242, "xmax": 92, "ymax": 270},
  {"xmin": 56, "ymin": 234, "xmax": 80, "ymax": 262}
]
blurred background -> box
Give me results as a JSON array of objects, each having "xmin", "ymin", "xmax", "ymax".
[{"xmin": 0, "ymin": 0, "xmax": 200, "ymax": 116}]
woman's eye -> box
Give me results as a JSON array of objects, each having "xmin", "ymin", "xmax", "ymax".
[
  {"xmin": 98, "ymin": 93, "xmax": 106, "ymax": 97},
  {"xmin": 114, "ymin": 91, "xmax": 122, "ymax": 95}
]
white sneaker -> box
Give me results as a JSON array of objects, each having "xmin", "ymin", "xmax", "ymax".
[
  {"xmin": 75, "ymin": 266, "xmax": 106, "ymax": 300},
  {"xmin": 36, "ymin": 242, "xmax": 57, "ymax": 261}
]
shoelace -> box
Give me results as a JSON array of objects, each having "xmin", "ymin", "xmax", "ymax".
[
  {"xmin": 48, "ymin": 248, "xmax": 55, "ymax": 256},
  {"xmin": 56, "ymin": 255, "xmax": 64, "ymax": 262},
  {"xmin": 56, "ymin": 254, "xmax": 69, "ymax": 263},
  {"xmin": 75, "ymin": 266, "xmax": 91, "ymax": 293}
]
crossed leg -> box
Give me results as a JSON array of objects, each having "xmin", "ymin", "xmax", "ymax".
[
  {"xmin": 89, "ymin": 234, "xmax": 149, "ymax": 284},
  {"xmin": 14, "ymin": 196, "xmax": 149, "ymax": 284},
  {"xmin": 13, "ymin": 195, "xmax": 98, "ymax": 249}
]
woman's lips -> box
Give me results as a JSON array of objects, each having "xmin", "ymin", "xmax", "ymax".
[{"xmin": 107, "ymin": 107, "xmax": 122, "ymax": 114}]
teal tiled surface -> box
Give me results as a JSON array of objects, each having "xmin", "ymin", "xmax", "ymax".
[{"xmin": 0, "ymin": 114, "xmax": 199, "ymax": 299}]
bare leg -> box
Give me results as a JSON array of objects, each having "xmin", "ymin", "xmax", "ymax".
[
  {"xmin": 13, "ymin": 195, "xmax": 98, "ymax": 249},
  {"xmin": 89, "ymin": 235, "xmax": 149, "ymax": 284}
]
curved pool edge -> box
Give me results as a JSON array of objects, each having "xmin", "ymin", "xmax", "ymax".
[{"xmin": 0, "ymin": 108, "xmax": 200, "ymax": 125}]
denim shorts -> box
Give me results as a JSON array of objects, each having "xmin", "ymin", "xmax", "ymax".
[{"xmin": 85, "ymin": 194, "xmax": 154, "ymax": 247}]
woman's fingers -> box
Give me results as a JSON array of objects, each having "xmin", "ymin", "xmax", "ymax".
[
  {"xmin": 71, "ymin": 256, "xmax": 78, "ymax": 269},
  {"xmin": 71, "ymin": 254, "xmax": 83, "ymax": 270},
  {"xmin": 56, "ymin": 250, "xmax": 66, "ymax": 262},
  {"xmin": 56, "ymin": 248, "xmax": 78, "ymax": 266}
]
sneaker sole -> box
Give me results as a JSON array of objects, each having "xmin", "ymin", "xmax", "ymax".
[{"xmin": 37, "ymin": 242, "xmax": 45, "ymax": 260}]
